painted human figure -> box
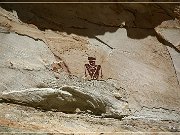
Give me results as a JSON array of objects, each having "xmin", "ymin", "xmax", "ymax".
[{"xmin": 85, "ymin": 57, "xmax": 102, "ymax": 80}]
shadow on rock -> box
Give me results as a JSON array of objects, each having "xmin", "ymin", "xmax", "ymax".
[{"xmin": 0, "ymin": 3, "xmax": 177, "ymax": 39}]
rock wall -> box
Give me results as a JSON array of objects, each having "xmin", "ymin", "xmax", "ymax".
[{"xmin": 0, "ymin": 3, "xmax": 180, "ymax": 126}]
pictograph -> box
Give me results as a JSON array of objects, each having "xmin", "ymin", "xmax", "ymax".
[{"xmin": 85, "ymin": 57, "xmax": 102, "ymax": 80}]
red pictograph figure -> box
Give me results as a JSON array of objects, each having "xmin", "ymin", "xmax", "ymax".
[{"xmin": 85, "ymin": 57, "xmax": 102, "ymax": 80}]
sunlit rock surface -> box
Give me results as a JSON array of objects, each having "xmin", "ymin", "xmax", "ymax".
[
  {"xmin": 0, "ymin": 3, "xmax": 180, "ymax": 132},
  {"xmin": 155, "ymin": 19, "xmax": 180, "ymax": 84}
]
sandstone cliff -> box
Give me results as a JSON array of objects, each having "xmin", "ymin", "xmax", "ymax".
[{"xmin": 0, "ymin": 3, "xmax": 180, "ymax": 133}]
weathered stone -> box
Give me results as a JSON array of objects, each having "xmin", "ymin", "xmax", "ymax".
[
  {"xmin": 0, "ymin": 3, "xmax": 180, "ymax": 133},
  {"xmin": 174, "ymin": 6, "xmax": 180, "ymax": 20},
  {"xmin": 88, "ymin": 28, "xmax": 180, "ymax": 115},
  {"xmin": 0, "ymin": 32, "xmax": 57, "ymax": 93},
  {"xmin": 155, "ymin": 20, "xmax": 180, "ymax": 47},
  {"xmin": 0, "ymin": 85, "xmax": 130, "ymax": 118},
  {"xmin": 155, "ymin": 20, "xmax": 180, "ymax": 84}
]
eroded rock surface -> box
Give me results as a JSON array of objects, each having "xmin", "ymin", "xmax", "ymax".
[
  {"xmin": 0, "ymin": 83, "xmax": 129, "ymax": 118},
  {"xmin": 155, "ymin": 19, "xmax": 180, "ymax": 84},
  {"xmin": 0, "ymin": 3, "xmax": 180, "ymax": 133},
  {"xmin": 0, "ymin": 32, "xmax": 57, "ymax": 94}
]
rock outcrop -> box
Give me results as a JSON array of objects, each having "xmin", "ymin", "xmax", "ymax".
[
  {"xmin": 0, "ymin": 2, "xmax": 180, "ymax": 132},
  {"xmin": 0, "ymin": 84, "xmax": 129, "ymax": 118},
  {"xmin": 155, "ymin": 19, "xmax": 180, "ymax": 84}
]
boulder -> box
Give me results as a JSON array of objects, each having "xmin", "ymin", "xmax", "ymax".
[{"xmin": 0, "ymin": 85, "xmax": 130, "ymax": 118}]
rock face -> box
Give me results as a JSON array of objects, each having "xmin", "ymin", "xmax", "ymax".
[
  {"xmin": 0, "ymin": 32, "xmax": 56, "ymax": 93},
  {"xmin": 1, "ymin": 84, "xmax": 129, "ymax": 118},
  {"xmin": 155, "ymin": 19, "xmax": 180, "ymax": 84},
  {"xmin": 0, "ymin": 3, "xmax": 180, "ymax": 132}
]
